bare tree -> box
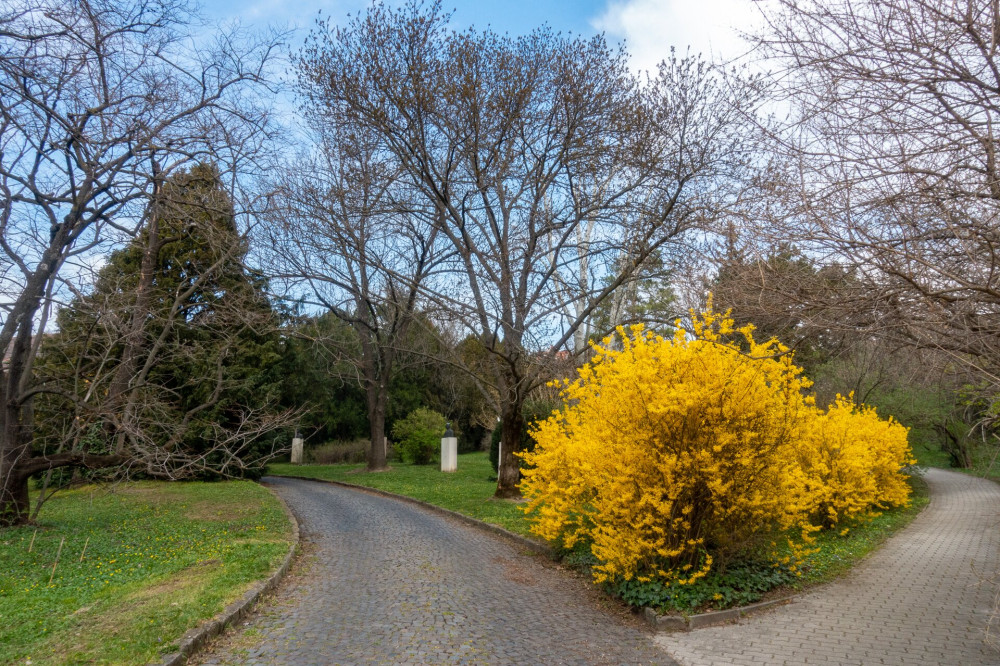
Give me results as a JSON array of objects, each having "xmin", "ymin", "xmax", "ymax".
[
  {"xmin": 299, "ymin": 1, "xmax": 771, "ymax": 497},
  {"xmin": 757, "ymin": 0, "xmax": 1000, "ymax": 398},
  {"xmin": 0, "ymin": 0, "xmax": 285, "ymax": 525},
  {"xmin": 267, "ymin": 124, "xmax": 443, "ymax": 471}
]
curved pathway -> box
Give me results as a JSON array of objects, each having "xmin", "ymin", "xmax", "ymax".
[
  {"xmin": 194, "ymin": 477, "xmax": 670, "ymax": 665},
  {"xmin": 656, "ymin": 468, "xmax": 1000, "ymax": 665}
]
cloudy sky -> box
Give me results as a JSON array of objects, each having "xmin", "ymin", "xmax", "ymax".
[{"xmin": 204, "ymin": 0, "xmax": 764, "ymax": 72}]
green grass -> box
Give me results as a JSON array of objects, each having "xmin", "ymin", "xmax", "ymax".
[
  {"xmin": 910, "ymin": 439, "xmax": 955, "ymax": 469},
  {"xmin": 964, "ymin": 447, "xmax": 1000, "ymax": 482},
  {"xmin": 268, "ymin": 451, "xmax": 531, "ymax": 537},
  {"xmin": 911, "ymin": 436, "xmax": 1000, "ymax": 483},
  {"xmin": 0, "ymin": 480, "xmax": 293, "ymax": 665}
]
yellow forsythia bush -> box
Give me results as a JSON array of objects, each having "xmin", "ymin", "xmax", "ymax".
[
  {"xmin": 797, "ymin": 396, "xmax": 915, "ymax": 527},
  {"xmin": 520, "ymin": 307, "xmax": 913, "ymax": 587}
]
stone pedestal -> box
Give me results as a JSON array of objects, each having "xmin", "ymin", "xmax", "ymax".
[
  {"xmin": 291, "ymin": 436, "xmax": 304, "ymax": 464},
  {"xmin": 441, "ymin": 424, "xmax": 457, "ymax": 472}
]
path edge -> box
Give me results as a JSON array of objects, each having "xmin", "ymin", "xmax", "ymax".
[
  {"xmin": 273, "ymin": 473, "xmax": 551, "ymax": 556},
  {"xmin": 643, "ymin": 595, "xmax": 797, "ymax": 632},
  {"xmin": 644, "ymin": 468, "xmax": 939, "ymax": 633},
  {"xmin": 273, "ymin": 474, "xmax": 786, "ymax": 630},
  {"xmin": 152, "ymin": 483, "xmax": 301, "ymax": 666}
]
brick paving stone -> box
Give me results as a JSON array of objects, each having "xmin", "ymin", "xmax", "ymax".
[
  {"xmin": 655, "ymin": 468, "xmax": 1000, "ymax": 666},
  {"xmin": 193, "ymin": 477, "xmax": 672, "ymax": 665}
]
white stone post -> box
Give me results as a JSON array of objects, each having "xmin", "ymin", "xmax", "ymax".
[
  {"xmin": 441, "ymin": 422, "xmax": 458, "ymax": 472},
  {"xmin": 291, "ymin": 431, "xmax": 304, "ymax": 465}
]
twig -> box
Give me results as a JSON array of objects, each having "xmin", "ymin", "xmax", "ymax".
[
  {"xmin": 28, "ymin": 529, "xmax": 37, "ymax": 553},
  {"xmin": 79, "ymin": 536, "xmax": 90, "ymax": 562},
  {"xmin": 49, "ymin": 537, "xmax": 65, "ymax": 585}
]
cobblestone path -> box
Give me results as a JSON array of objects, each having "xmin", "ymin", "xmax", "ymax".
[
  {"xmin": 195, "ymin": 476, "xmax": 671, "ymax": 665},
  {"xmin": 656, "ymin": 468, "xmax": 1000, "ymax": 665}
]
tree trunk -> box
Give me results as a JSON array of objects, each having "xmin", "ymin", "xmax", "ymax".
[
  {"xmin": 1, "ymin": 318, "xmax": 36, "ymax": 526},
  {"xmin": 366, "ymin": 383, "xmax": 388, "ymax": 471},
  {"xmin": 495, "ymin": 401, "xmax": 525, "ymax": 498},
  {"xmin": 0, "ymin": 399, "xmax": 31, "ymax": 526},
  {"xmin": 0, "ymin": 464, "xmax": 29, "ymax": 527}
]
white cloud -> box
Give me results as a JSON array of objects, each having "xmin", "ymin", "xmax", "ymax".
[{"xmin": 592, "ymin": 0, "xmax": 763, "ymax": 73}]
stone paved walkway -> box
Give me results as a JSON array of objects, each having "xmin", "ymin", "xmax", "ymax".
[
  {"xmin": 194, "ymin": 477, "xmax": 670, "ymax": 665},
  {"xmin": 656, "ymin": 468, "xmax": 1000, "ymax": 665}
]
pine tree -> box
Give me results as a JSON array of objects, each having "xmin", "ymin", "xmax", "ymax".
[{"xmin": 33, "ymin": 164, "xmax": 288, "ymax": 497}]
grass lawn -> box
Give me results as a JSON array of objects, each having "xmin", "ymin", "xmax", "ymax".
[
  {"xmin": 0, "ymin": 480, "xmax": 293, "ymax": 665},
  {"xmin": 268, "ymin": 451, "xmax": 531, "ymax": 537}
]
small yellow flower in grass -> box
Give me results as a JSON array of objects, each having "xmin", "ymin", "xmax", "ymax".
[{"xmin": 840, "ymin": 527, "xmax": 850, "ymax": 536}]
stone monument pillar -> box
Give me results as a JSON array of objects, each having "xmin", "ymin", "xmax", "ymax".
[
  {"xmin": 291, "ymin": 430, "xmax": 304, "ymax": 465},
  {"xmin": 441, "ymin": 422, "xmax": 457, "ymax": 472}
]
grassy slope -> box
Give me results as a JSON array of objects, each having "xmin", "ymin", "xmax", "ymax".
[
  {"xmin": 268, "ymin": 451, "xmax": 530, "ymax": 536},
  {"xmin": 910, "ymin": 439, "xmax": 955, "ymax": 469},
  {"xmin": 0, "ymin": 481, "xmax": 292, "ymax": 665}
]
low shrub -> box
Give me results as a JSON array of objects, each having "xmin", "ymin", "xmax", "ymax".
[
  {"xmin": 520, "ymin": 303, "xmax": 914, "ymax": 599},
  {"xmin": 797, "ymin": 396, "xmax": 914, "ymax": 527},
  {"xmin": 306, "ymin": 438, "xmax": 371, "ymax": 464},
  {"xmin": 391, "ymin": 408, "xmax": 446, "ymax": 465}
]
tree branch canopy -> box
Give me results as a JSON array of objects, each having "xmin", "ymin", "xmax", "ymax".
[
  {"xmin": 0, "ymin": 0, "xmax": 291, "ymax": 526},
  {"xmin": 294, "ymin": 0, "xmax": 772, "ymax": 495},
  {"xmin": 757, "ymin": 0, "xmax": 1000, "ymax": 396}
]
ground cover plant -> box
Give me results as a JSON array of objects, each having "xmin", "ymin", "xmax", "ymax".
[
  {"xmin": 268, "ymin": 452, "xmax": 529, "ymax": 536},
  {"xmin": 520, "ymin": 305, "xmax": 918, "ymax": 613},
  {"xmin": 0, "ymin": 481, "xmax": 292, "ymax": 665}
]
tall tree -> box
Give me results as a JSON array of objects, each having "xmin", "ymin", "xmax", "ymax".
[
  {"xmin": 711, "ymin": 247, "xmax": 866, "ymax": 373},
  {"xmin": 298, "ymin": 1, "xmax": 771, "ymax": 496},
  {"xmin": 268, "ymin": 126, "xmax": 443, "ymax": 471},
  {"xmin": 758, "ymin": 0, "xmax": 1000, "ymax": 401},
  {"xmin": 34, "ymin": 163, "xmax": 290, "ymax": 495},
  {"xmin": 276, "ymin": 312, "xmax": 371, "ymax": 444},
  {"xmin": 0, "ymin": 0, "xmax": 282, "ymax": 525}
]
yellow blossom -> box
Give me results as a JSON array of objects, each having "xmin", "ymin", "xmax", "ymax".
[{"xmin": 520, "ymin": 303, "xmax": 914, "ymax": 587}]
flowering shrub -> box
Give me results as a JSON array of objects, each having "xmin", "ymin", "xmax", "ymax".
[
  {"xmin": 520, "ymin": 306, "xmax": 913, "ymax": 590},
  {"xmin": 798, "ymin": 396, "xmax": 915, "ymax": 527}
]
